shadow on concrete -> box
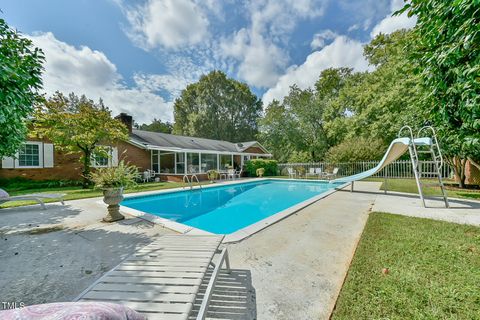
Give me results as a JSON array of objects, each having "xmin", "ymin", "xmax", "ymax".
[
  {"xmin": 0, "ymin": 218, "xmax": 160, "ymax": 306},
  {"xmin": 192, "ymin": 269, "xmax": 257, "ymax": 319},
  {"xmin": 338, "ymin": 188, "xmax": 480, "ymax": 210}
]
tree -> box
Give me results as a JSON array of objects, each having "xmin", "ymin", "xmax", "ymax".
[
  {"xmin": 0, "ymin": 18, "xmax": 44, "ymax": 157},
  {"xmin": 332, "ymin": 30, "xmax": 424, "ymax": 145},
  {"xmin": 135, "ymin": 118, "xmax": 172, "ymax": 133},
  {"xmin": 173, "ymin": 70, "xmax": 262, "ymax": 142},
  {"xmin": 34, "ymin": 92, "xmax": 128, "ymax": 187},
  {"xmin": 400, "ymin": 0, "xmax": 480, "ymax": 187},
  {"xmin": 325, "ymin": 138, "xmax": 386, "ymax": 163},
  {"xmin": 259, "ymin": 68, "xmax": 352, "ymax": 162}
]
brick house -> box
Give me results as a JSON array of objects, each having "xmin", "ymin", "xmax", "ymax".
[{"xmin": 0, "ymin": 114, "xmax": 272, "ymax": 182}]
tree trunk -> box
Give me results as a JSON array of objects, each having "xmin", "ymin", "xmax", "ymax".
[
  {"xmin": 82, "ymin": 150, "xmax": 92, "ymax": 189},
  {"xmin": 468, "ymin": 157, "xmax": 480, "ymax": 171},
  {"xmin": 452, "ymin": 157, "xmax": 467, "ymax": 188}
]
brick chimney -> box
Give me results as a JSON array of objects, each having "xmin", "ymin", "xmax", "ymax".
[{"xmin": 116, "ymin": 113, "xmax": 133, "ymax": 133}]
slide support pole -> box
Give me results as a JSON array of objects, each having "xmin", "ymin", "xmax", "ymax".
[{"xmin": 350, "ymin": 181, "xmax": 354, "ymax": 192}]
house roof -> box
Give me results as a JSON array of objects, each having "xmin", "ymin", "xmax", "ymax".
[{"xmin": 129, "ymin": 130, "xmax": 270, "ymax": 155}]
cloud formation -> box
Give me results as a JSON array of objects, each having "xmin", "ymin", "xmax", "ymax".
[
  {"xmin": 263, "ymin": 36, "xmax": 370, "ymax": 104},
  {"xmin": 121, "ymin": 0, "xmax": 210, "ymax": 49},
  {"xmin": 29, "ymin": 32, "xmax": 174, "ymax": 123},
  {"xmin": 263, "ymin": 0, "xmax": 416, "ymax": 104}
]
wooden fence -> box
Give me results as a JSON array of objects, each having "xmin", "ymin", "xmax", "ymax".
[{"xmin": 278, "ymin": 160, "xmax": 453, "ymax": 179}]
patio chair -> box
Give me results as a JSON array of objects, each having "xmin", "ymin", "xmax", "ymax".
[
  {"xmin": 227, "ymin": 168, "xmax": 236, "ymax": 180},
  {"xmin": 324, "ymin": 167, "xmax": 339, "ymax": 180},
  {"xmin": 305, "ymin": 168, "xmax": 317, "ymax": 179},
  {"xmin": 76, "ymin": 234, "xmax": 230, "ymax": 320},
  {"xmin": 315, "ymin": 168, "xmax": 324, "ymax": 179},
  {"xmin": 0, "ymin": 188, "xmax": 65, "ymax": 210},
  {"xmin": 287, "ymin": 167, "xmax": 296, "ymax": 179},
  {"xmin": 234, "ymin": 168, "xmax": 243, "ymax": 179}
]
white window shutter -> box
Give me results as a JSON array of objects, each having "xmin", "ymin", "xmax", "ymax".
[
  {"xmin": 2, "ymin": 157, "xmax": 15, "ymax": 169},
  {"xmin": 111, "ymin": 147, "xmax": 119, "ymax": 167},
  {"xmin": 43, "ymin": 143, "xmax": 54, "ymax": 168}
]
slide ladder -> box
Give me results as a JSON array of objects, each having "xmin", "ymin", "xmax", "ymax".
[{"xmin": 414, "ymin": 126, "xmax": 449, "ymax": 208}]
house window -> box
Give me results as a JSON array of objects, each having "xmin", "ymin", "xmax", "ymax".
[
  {"xmin": 18, "ymin": 143, "xmax": 40, "ymax": 167},
  {"xmin": 92, "ymin": 153, "xmax": 109, "ymax": 167}
]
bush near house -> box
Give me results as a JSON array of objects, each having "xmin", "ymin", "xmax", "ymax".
[{"xmin": 245, "ymin": 159, "xmax": 278, "ymax": 177}]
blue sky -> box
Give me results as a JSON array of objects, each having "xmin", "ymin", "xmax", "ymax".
[{"xmin": 1, "ymin": 0, "xmax": 415, "ymax": 124}]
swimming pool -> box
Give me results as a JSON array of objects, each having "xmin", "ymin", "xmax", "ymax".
[{"xmin": 121, "ymin": 179, "xmax": 343, "ymax": 237}]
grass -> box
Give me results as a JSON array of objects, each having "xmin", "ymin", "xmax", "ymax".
[
  {"xmin": 365, "ymin": 177, "xmax": 480, "ymax": 200},
  {"xmin": 0, "ymin": 181, "xmax": 207, "ymax": 209},
  {"xmin": 332, "ymin": 212, "xmax": 480, "ymax": 319}
]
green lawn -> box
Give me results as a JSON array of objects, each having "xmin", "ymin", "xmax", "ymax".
[
  {"xmin": 332, "ymin": 212, "xmax": 480, "ymax": 319},
  {"xmin": 365, "ymin": 177, "xmax": 480, "ymax": 200},
  {"xmin": 0, "ymin": 181, "xmax": 206, "ymax": 209}
]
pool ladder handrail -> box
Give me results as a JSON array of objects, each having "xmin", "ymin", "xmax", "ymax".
[{"xmin": 183, "ymin": 174, "xmax": 202, "ymax": 191}]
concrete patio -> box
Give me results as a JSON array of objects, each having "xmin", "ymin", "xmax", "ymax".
[{"xmin": 1, "ymin": 181, "xmax": 479, "ymax": 319}]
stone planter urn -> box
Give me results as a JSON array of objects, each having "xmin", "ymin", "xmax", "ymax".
[{"xmin": 102, "ymin": 187, "xmax": 125, "ymax": 222}]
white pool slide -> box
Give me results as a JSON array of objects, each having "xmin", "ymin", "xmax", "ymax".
[{"xmin": 332, "ymin": 137, "xmax": 431, "ymax": 183}]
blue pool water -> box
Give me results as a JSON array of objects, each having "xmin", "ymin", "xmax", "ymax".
[{"xmin": 121, "ymin": 180, "xmax": 342, "ymax": 234}]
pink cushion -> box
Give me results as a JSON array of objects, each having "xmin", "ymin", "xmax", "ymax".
[{"xmin": 0, "ymin": 302, "xmax": 146, "ymax": 320}]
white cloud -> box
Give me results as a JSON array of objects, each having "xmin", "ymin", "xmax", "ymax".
[
  {"xmin": 121, "ymin": 0, "xmax": 210, "ymax": 49},
  {"xmin": 219, "ymin": 0, "xmax": 327, "ymax": 88},
  {"xmin": 310, "ymin": 29, "xmax": 339, "ymax": 50},
  {"xmin": 29, "ymin": 32, "xmax": 175, "ymax": 123},
  {"xmin": 262, "ymin": 36, "xmax": 370, "ymax": 104},
  {"xmin": 370, "ymin": 0, "xmax": 416, "ymax": 37}
]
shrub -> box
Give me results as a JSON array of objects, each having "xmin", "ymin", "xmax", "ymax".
[
  {"xmin": 245, "ymin": 159, "xmax": 278, "ymax": 176},
  {"xmin": 89, "ymin": 161, "xmax": 138, "ymax": 189},
  {"xmin": 325, "ymin": 138, "xmax": 386, "ymax": 163},
  {"xmin": 0, "ymin": 177, "xmax": 82, "ymax": 191}
]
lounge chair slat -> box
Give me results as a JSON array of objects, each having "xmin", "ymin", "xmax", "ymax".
[
  {"xmin": 91, "ymin": 283, "xmax": 199, "ymax": 294},
  {"xmin": 139, "ymin": 313, "xmax": 188, "ymax": 320},
  {"xmin": 125, "ymin": 258, "xmax": 210, "ymax": 267},
  {"xmin": 134, "ymin": 253, "xmax": 213, "ymax": 259},
  {"xmin": 82, "ymin": 290, "xmax": 195, "ymax": 303},
  {"xmin": 81, "ymin": 300, "xmax": 192, "ymax": 314},
  {"xmin": 101, "ymin": 276, "xmax": 202, "ymax": 286},
  {"xmin": 137, "ymin": 250, "xmax": 216, "ymax": 257},
  {"xmin": 108, "ymin": 270, "xmax": 204, "ymax": 279},
  {"xmin": 116, "ymin": 265, "xmax": 207, "ymax": 272}
]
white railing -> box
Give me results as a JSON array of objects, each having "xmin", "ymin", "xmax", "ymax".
[{"xmin": 278, "ymin": 160, "xmax": 453, "ymax": 179}]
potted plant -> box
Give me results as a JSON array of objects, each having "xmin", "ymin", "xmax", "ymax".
[
  {"xmin": 207, "ymin": 170, "xmax": 218, "ymax": 183},
  {"xmin": 89, "ymin": 161, "xmax": 138, "ymax": 222},
  {"xmin": 256, "ymin": 167, "xmax": 265, "ymax": 177}
]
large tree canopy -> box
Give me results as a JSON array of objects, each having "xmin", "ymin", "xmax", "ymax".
[
  {"xmin": 34, "ymin": 92, "xmax": 128, "ymax": 187},
  {"xmin": 135, "ymin": 118, "xmax": 173, "ymax": 133},
  {"xmin": 401, "ymin": 0, "xmax": 480, "ymax": 187},
  {"xmin": 0, "ymin": 18, "xmax": 44, "ymax": 157},
  {"xmin": 173, "ymin": 70, "xmax": 262, "ymax": 142}
]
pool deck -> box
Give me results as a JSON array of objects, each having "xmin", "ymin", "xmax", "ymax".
[{"xmin": 1, "ymin": 180, "xmax": 480, "ymax": 319}]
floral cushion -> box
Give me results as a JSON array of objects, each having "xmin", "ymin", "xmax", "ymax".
[
  {"xmin": 0, "ymin": 188, "xmax": 9, "ymax": 199},
  {"xmin": 0, "ymin": 302, "xmax": 146, "ymax": 320}
]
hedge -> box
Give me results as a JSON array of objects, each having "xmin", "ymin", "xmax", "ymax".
[{"xmin": 244, "ymin": 159, "xmax": 278, "ymax": 177}]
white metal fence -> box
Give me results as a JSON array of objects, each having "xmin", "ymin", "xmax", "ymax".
[{"xmin": 278, "ymin": 160, "xmax": 453, "ymax": 179}]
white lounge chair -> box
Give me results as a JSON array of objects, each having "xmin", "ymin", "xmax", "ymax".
[
  {"xmin": 0, "ymin": 188, "xmax": 65, "ymax": 210},
  {"xmin": 287, "ymin": 167, "xmax": 296, "ymax": 179},
  {"xmin": 76, "ymin": 234, "xmax": 230, "ymax": 320},
  {"xmin": 324, "ymin": 167, "xmax": 339, "ymax": 180},
  {"xmin": 305, "ymin": 168, "xmax": 319, "ymax": 179},
  {"xmin": 315, "ymin": 168, "xmax": 324, "ymax": 178}
]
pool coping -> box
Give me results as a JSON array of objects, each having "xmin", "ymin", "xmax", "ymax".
[{"xmin": 120, "ymin": 178, "xmax": 350, "ymax": 243}]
